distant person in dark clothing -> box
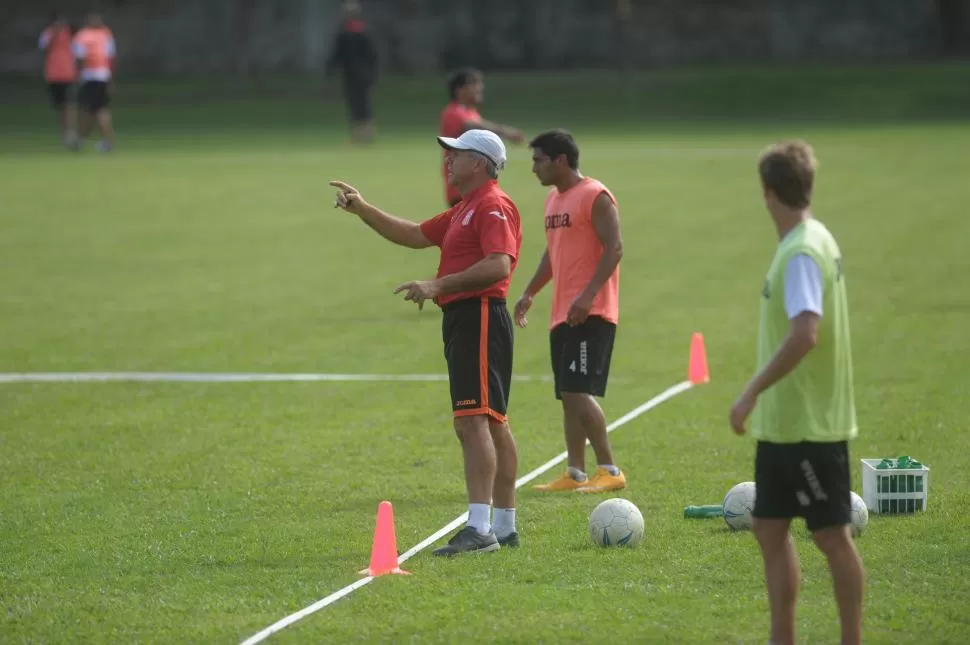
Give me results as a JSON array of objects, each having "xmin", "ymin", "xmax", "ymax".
[{"xmin": 325, "ymin": 1, "xmax": 378, "ymax": 144}]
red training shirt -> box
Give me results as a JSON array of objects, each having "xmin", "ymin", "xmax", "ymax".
[{"xmin": 419, "ymin": 180, "xmax": 522, "ymax": 306}]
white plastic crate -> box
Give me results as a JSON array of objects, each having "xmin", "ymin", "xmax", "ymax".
[{"xmin": 861, "ymin": 458, "xmax": 929, "ymax": 514}]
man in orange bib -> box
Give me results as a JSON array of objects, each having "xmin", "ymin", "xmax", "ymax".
[
  {"xmin": 38, "ymin": 12, "xmax": 78, "ymax": 148},
  {"xmin": 515, "ymin": 129, "xmax": 626, "ymax": 493},
  {"xmin": 72, "ymin": 14, "xmax": 116, "ymax": 152}
]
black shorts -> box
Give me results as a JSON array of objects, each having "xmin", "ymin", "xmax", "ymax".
[
  {"xmin": 442, "ymin": 297, "xmax": 513, "ymax": 423},
  {"xmin": 753, "ymin": 440, "xmax": 852, "ymax": 532},
  {"xmin": 48, "ymin": 82, "xmax": 73, "ymax": 108},
  {"xmin": 78, "ymin": 81, "xmax": 110, "ymax": 114},
  {"xmin": 343, "ymin": 78, "xmax": 373, "ymax": 122},
  {"xmin": 550, "ymin": 315, "xmax": 616, "ymax": 400}
]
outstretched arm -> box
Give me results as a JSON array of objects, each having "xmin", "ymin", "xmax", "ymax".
[
  {"xmin": 330, "ymin": 180, "xmax": 434, "ymax": 249},
  {"xmin": 461, "ymin": 116, "xmax": 525, "ymax": 144}
]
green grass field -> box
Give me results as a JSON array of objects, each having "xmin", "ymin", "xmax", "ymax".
[{"xmin": 1, "ymin": 65, "xmax": 969, "ymax": 644}]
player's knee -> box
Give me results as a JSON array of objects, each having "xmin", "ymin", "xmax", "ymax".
[
  {"xmin": 487, "ymin": 420, "xmax": 513, "ymax": 442},
  {"xmin": 489, "ymin": 422, "xmax": 516, "ymax": 455},
  {"xmin": 561, "ymin": 391, "xmax": 593, "ymax": 415},
  {"xmin": 752, "ymin": 517, "xmax": 790, "ymax": 547},
  {"xmin": 811, "ymin": 524, "xmax": 852, "ymax": 555},
  {"xmin": 453, "ymin": 415, "xmax": 488, "ymax": 440}
]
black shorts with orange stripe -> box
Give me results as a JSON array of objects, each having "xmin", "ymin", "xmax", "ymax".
[{"xmin": 441, "ymin": 296, "xmax": 513, "ymax": 423}]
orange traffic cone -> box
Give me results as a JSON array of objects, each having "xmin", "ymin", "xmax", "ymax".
[
  {"xmin": 359, "ymin": 501, "xmax": 409, "ymax": 577},
  {"xmin": 688, "ymin": 332, "xmax": 710, "ymax": 385}
]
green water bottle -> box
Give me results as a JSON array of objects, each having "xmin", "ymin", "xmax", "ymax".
[{"xmin": 683, "ymin": 504, "xmax": 724, "ymax": 518}]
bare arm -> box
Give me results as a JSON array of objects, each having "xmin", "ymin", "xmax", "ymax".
[
  {"xmin": 580, "ymin": 192, "xmax": 623, "ymax": 301},
  {"xmin": 434, "ymin": 253, "xmax": 512, "ymax": 296},
  {"xmin": 395, "ymin": 253, "xmax": 512, "ymax": 310},
  {"xmin": 462, "ymin": 117, "xmax": 524, "ymax": 143},
  {"xmin": 730, "ymin": 255, "xmax": 824, "ymax": 434},
  {"xmin": 741, "ymin": 312, "xmax": 819, "ymax": 399},
  {"xmin": 523, "ymin": 249, "xmax": 553, "ymax": 297},
  {"xmin": 730, "ymin": 312, "xmax": 819, "ymax": 434},
  {"xmin": 354, "ymin": 201, "xmax": 434, "ymax": 249},
  {"xmin": 330, "ymin": 180, "xmax": 434, "ymax": 249}
]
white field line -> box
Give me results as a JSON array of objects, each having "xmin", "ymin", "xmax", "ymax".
[
  {"xmin": 0, "ymin": 372, "xmax": 552, "ymax": 384},
  {"xmin": 239, "ymin": 379, "xmax": 696, "ymax": 645}
]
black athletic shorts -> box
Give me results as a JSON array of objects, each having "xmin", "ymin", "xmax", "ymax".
[
  {"xmin": 753, "ymin": 440, "xmax": 852, "ymax": 532},
  {"xmin": 441, "ymin": 296, "xmax": 514, "ymax": 423},
  {"xmin": 48, "ymin": 82, "xmax": 73, "ymax": 108},
  {"xmin": 78, "ymin": 81, "xmax": 110, "ymax": 113},
  {"xmin": 549, "ymin": 315, "xmax": 616, "ymax": 400},
  {"xmin": 343, "ymin": 77, "xmax": 373, "ymax": 122}
]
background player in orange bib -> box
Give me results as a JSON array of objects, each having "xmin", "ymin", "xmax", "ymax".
[
  {"xmin": 38, "ymin": 12, "xmax": 78, "ymax": 148},
  {"xmin": 72, "ymin": 14, "xmax": 116, "ymax": 152},
  {"xmin": 515, "ymin": 129, "xmax": 626, "ymax": 493}
]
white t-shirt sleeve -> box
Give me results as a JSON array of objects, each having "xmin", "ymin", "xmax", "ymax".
[
  {"xmin": 783, "ymin": 254, "xmax": 823, "ymax": 319},
  {"xmin": 106, "ymin": 37, "xmax": 116, "ymax": 57},
  {"xmin": 39, "ymin": 31, "xmax": 51, "ymax": 49},
  {"xmin": 73, "ymin": 41, "xmax": 86, "ymax": 58}
]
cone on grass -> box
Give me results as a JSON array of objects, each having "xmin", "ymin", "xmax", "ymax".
[
  {"xmin": 359, "ymin": 501, "xmax": 409, "ymax": 577},
  {"xmin": 688, "ymin": 332, "xmax": 710, "ymax": 385}
]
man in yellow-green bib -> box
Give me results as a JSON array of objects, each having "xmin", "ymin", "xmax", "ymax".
[{"xmin": 730, "ymin": 140, "xmax": 864, "ymax": 645}]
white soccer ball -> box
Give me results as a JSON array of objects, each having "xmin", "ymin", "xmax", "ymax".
[
  {"xmin": 849, "ymin": 491, "xmax": 869, "ymax": 537},
  {"xmin": 723, "ymin": 481, "xmax": 757, "ymax": 531},
  {"xmin": 588, "ymin": 498, "xmax": 645, "ymax": 547}
]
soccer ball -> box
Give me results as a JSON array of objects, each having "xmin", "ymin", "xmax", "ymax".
[
  {"xmin": 588, "ymin": 498, "xmax": 645, "ymax": 547},
  {"xmin": 849, "ymin": 491, "xmax": 869, "ymax": 537},
  {"xmin": 723, "ymin": 481, "xmax": 757, "ymax": 531}
]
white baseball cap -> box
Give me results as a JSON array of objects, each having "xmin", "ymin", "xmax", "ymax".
[{"xmin": 437, "ymin": 129, "xmax": 507, "ymax": 170}]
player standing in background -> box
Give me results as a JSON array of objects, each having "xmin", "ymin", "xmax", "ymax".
[
  {"xmin": 330, "ymin": 130, "xmax": 523, "ymax": 556},
  {"xmin": 730, "ymin": 140, "xmax": 864, "ymax": 645},
  {"xmin": 439, "ymin": 69, "xmax": 525, "ymax": 207},
  {"xmin": 515, "ymin": 129, "xmax": 626, "ymax": 493},
  {"xmin": 325, "ymin": 1, "xmax": 379, "ymax": 144},
  {"xmin": 39, "ymin": 12, "xmax": 79, "ymax": 149},
  {"xmin": 73, "ymin": 13, "xmax": 116, "ymax": 152}
]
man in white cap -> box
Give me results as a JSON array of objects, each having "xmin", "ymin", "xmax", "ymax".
[{"xmin": 330, "ymin": 130, "xmax": 524, "ymax": 556}]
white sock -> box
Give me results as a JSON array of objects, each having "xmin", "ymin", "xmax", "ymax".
[
  {"xmin": 599, "ymin": 464, "xmax": 620, "ymax": 476},
  {"xmin": 468, "ymin": 503, "xmax": 491, "ymax": 535},
  {"xmin": 492, "ymin": 508, "xmax": 516, "ymax": 538},
  {"xmin": 567, "ymin": 466, "xmax": 588, "ymax": 482}
]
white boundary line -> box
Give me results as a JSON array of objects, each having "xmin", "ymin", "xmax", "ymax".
[
  {"xmin": 0, "ymin": 372, "xmax": 552, "ymax": 384},
  {"xmin": 239, "ymin": 379, "xmax": 695, "ymax": 645}
]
